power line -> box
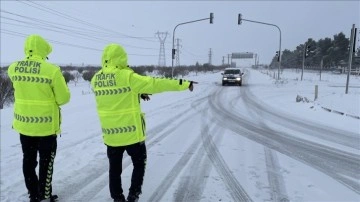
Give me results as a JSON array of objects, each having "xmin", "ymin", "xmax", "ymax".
[
  {"xmin": 1, "ymin": 10, "xmax": 158, "ymax": 50},
  {"xmin": 1, "ymin": 16, "xmax": 111, "ymax": 44},
  {"xmin": 2, "ymin": 0, "xmax": 162, "ymax": 55},
  {"xmin": 1, "ymin": 30, "xmax": 158, "ymax": 57},
  {"xmin": 181, "ymin": 48, "xmax": 207, "ymax": 58},
  {"xmin": 1, "ymin": 29, "xmax": 102, "ymax": 51},
  {"xmin": 18, "ymin": 0, "xmax": 158, "ymax": 42}
]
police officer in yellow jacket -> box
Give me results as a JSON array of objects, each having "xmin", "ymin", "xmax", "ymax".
[
  {"xmin": 91, "ymin": 44, "xmax": 195, "ymax": 202},
  {"xmin": 8, "ymin": 35, "xmax": 70, "ymax": 202}
]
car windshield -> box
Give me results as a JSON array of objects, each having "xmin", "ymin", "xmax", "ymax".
[{"xmin": 224, "ymin": 70, "xmax": 240, "ymax": 74}]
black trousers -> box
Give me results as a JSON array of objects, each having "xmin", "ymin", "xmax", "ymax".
[
  {"xmin": 107, "ymin": 142, "xmax": 147, "ymax": 200},
  {"xmin": 20, "ymin": 134, "xmax": 57, "ymax": 200}
]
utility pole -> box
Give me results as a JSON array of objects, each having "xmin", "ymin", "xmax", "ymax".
[
  {"xmin": 228, "ymin": 54, "xmax": 231, "ymax": 65},
  {"xmin": 208, "ymin": 48, "xmax": 212, "ymax": 65},
  {"xmin": 171, "ymin": 13, "xmax": 214, "ymax": 78},
  {"xmin": 238, "ymin": 14, "xmax": 282, "ymax": 79},
  {"xmin": 301, "ymin": 42, "xmax": 312, "ymax": 81},
  {"xmin": 222, "ymin": 56, "xmax": 225, "ymax": 65},
  {"xmin": 346, "ymin": 24, "xmax": 357, "ymax": 94},
  {"xmin": 175, "ymin": 38, "xmax": 182, "ymax": 66},
  {"xmin": 301, "ymin": 43, "xmax": 306, "ymax": 81},
  {"xmin": 254, "ymin": 53, "xmax": 257, "ymax": 68},
  {"xmin": 320, "ymin": 57, "xmax": 323, "ymax": 81},
  {"xmin": 155, "ymin": 31, "xmax": 168, "ymax": 67}
]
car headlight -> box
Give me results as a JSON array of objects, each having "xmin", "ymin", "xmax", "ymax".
[
  {"xmin": 223, "ymin": 78, "xmax": 227, "ymax": 80},
  {"xmin": 236, "ymin": 78, "xmax": 241, "ymax": 81}
]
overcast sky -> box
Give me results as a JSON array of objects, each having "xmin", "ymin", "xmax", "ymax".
[{"xmin": 1, "ymin": 1, "xmax": 359, "ymax": 67}]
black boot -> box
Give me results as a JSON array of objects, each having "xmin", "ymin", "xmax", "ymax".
[
  {"xmin": 29, "ymin": 192, "xmax": 39, "ymax": 202},
  {"xmin": 113, "ymin": 194, "xmax": 126, "ymax": 202},
  {"xmin": 126, "ymin": 193, "xmax": 139, "ymax": 202},
  {"xmin": 30, "ymin": 197, "xmax": 40, "ymax": 202}
]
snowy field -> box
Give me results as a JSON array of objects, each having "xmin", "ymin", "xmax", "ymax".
[{"xmin": 1, "ymin": 68, "xmax": 359, "ymax": 202}]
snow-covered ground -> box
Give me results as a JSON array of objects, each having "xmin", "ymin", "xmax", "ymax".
[{"xmin": 1, "ymin": 68, "xmax": 359, "ymax": 202}]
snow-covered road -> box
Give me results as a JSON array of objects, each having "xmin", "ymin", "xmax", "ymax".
[{"xmin": 1, "ymin": 68, "xmax": 359, "ymax": 202}]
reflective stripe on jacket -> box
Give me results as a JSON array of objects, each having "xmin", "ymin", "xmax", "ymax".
[
  {"xmin": 8, "ymin": 35, "xmax": 70, "ymax": 136},
  {"xmin": 91, "ymin": 44, "xmax": 190, "ymax": 146}
]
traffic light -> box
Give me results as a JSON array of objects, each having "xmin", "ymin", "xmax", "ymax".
[
  {"xmin": 276, "ymin": 51, "xmax": 280, "ymax": 61},
  {"xmin": 305, "ymin": 45, "xmax": 311, "ymax": 58},
  {"xmin": 238, "ymin": 14, "xmax": 242, "ymax": 25},
  {"xmin": 210, "ymin": 13, "xmax": 214, "ymax": 24},
  {"xmin": 353, "ymin": 28, "xmax": 357, "ymax": 53},
  {"xmin": 172, "ymin": 48, "xmax": 176, "ymax": 59}
]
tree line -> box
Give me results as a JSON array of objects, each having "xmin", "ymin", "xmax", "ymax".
[{"xmin": 269, "ymin": 32, "xmax": 360, "ymax": 69}]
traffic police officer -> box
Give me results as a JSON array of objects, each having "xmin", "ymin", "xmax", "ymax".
[
  {"xmin": 8, "ymin": 34, "xmax": 70, "ymax": 202},
  {"xmin": 91, "ymin": 44, "xmax": 195, "ymax": 202}
]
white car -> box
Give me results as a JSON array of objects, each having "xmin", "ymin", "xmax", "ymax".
[{"xmin": 221, "ymin": 68, "xmax": 243, "ymax": 86}]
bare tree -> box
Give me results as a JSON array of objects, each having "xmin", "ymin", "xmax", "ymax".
[
  {"xmin": 82, "ymin": 70, "xmax": 96, "ymax": 82},
  {"xmin": 62, "ymin": 71, "xmax": 74, "ymax": 84},
  {"xmin": 73, "ymin": 70, "xmax": 82, "ymax": 86},
  {"xmin": 0, "ymin": 74, "xmax": 14, "ymax": 109}
]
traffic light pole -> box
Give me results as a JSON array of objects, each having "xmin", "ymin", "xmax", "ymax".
[
  {"xmin": 171, "ymin": 13, "xmax": 214, "ymax": 78},
  {"xmin": 345, "ymin": 24, "xmax": 356, "ymax": 94},
  {"xmin": 238, "ymin": 16, "xmax": 282, "ymax": 80},
  {"xmin": 301, "ymin": 42, "xmax": 307, "ymax": 81}
]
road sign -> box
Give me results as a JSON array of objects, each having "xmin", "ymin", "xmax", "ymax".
[{"xmin": 232, "ymin": 52, "xmax": 254, "ymax": 59}]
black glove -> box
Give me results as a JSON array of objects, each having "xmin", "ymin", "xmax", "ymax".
[
  {"xmin": 140, "ymin": 94, "xmax": 151, "ymax": 101},
  {"xmin": 188, "ymin": 81, "xmax": 198, "ymax": 91}
]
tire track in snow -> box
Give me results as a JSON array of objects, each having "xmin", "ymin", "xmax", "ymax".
[
  {"xmin": 173, "ymin": 108, "xmax": 222, "ymax": 202},
  {"xmin": 210, "ymin": 86, "xmax": 360, "ymax": 194},
  {"xmin": 241, "ymin": 84, "xmax": 360, "ymax": 194},
  {"xmin": 264, "ymin": 148, "xmax": 289, "ymax": 202},
  {"xmin": 147, "ymin": 134, "xmax": 203, "ymax": 201},
  {"xmin": 173, "ymin": 148, "xmax": 213, "ymax": 202},
  {"xmin": 199, "ymin": 88, "xmax": 253, "ymax": 202},
  {"xmin": 144, "ymin": 96, "xmax": 195, "ymax": 118},
  {"xmin": 236, "ymin": 86, "xmax": 289, "ymax": 201},
  {"xmin": 243, "ymin": 78, "xmax": 359, "ymax": 150},
  {"xmin": 201, "ymin": 117, "xmax": 253, "ymax": 202},
  {"xmin": 147, "ymin": 95, "xmax": 211, "ymax": 201}
]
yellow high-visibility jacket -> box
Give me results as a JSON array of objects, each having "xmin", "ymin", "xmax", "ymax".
[
  {"xmin": 91, "ymin": 44, "xmax": 190, "ymax": 146},
  {"xmin": 8, "ymin": 35, "xmax": 70, "ymax": 136}
]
